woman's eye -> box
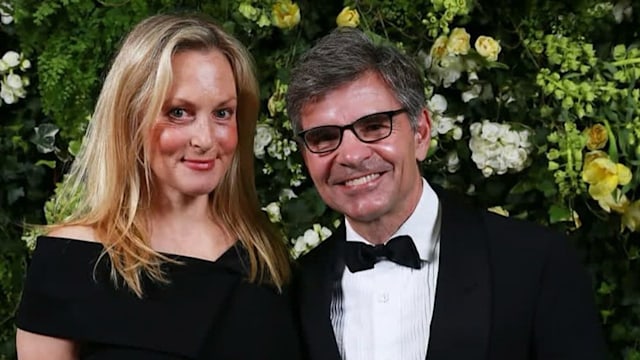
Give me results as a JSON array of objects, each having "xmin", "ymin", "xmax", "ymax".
[
  {"xmin": 168, "ymin": 108, "xmax": 187, "ymax": 119},
  {"xmin": 215, "ymin": 108, "xmax": 234, "ymax": 120}
]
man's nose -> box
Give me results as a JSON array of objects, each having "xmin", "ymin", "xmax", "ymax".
[{"xmin": 335, "ymin": 129, "xmax": 372, "ymax": 164}]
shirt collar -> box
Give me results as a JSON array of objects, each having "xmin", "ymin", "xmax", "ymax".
[{"xmin": 345, "ymin": 178, "xmax": 441, "ymax": 262}]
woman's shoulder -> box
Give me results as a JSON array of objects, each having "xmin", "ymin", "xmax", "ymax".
[{"xmin": 45, "ymin": 224, "xmax": 98, "ymax": 242}]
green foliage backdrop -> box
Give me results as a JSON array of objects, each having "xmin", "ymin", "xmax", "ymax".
[{"xmin": 1, "ymin": 0, "xmax": 639, "ymax": 358}]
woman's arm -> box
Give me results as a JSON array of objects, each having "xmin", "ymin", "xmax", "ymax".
[{"xmin": 16, "ymin": 329, "xmax": 78, "ymax": 360}]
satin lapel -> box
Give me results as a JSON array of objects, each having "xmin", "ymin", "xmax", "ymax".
[
  {"xmin": 296, "ymin": 225, "xmax": 345, "ymax": 360},
  {"xmin": 427, "ymin": 189, "xmax": 491, "ymax": 360}
]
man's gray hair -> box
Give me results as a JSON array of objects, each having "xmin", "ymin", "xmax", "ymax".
[{"xmin": 286, "ymin": 27, "xmax": 426, "ymax": 134}]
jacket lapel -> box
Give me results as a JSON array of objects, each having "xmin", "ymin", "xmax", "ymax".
[
  {"xmin": 427, "ymin": 189, "xmax": 491, "ymax": 359},
  {"xmin": 295, "ymin": 225, "xmax": 345, "ymax": 360}
]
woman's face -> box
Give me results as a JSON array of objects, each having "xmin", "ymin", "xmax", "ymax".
[{"xmin": 148, "ymin": 49, "xmax": 238, "ymax": 201}]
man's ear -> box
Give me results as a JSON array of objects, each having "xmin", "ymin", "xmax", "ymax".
[{"xmin": 414, "ymin": 108, "xmax": 431, "ymax": 162}]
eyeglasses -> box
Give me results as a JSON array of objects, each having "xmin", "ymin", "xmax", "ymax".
[{"xmin": 297, "ymin": 108, "xmax": 408, "ymax": 154}]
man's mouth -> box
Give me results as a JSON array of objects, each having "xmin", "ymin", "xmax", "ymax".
[{"xmin": 344, "ymin": 173, "xmax": 381, "ymax": 186}]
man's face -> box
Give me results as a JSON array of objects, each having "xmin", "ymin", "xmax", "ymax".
[{"xmin": 299, "ymin": 71, "xmax": 431, "ymax": 230}]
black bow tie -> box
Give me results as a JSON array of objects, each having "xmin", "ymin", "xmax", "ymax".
[{"xmin": 344, "ymin": 235, "xmax": 421, "ymax": 273}]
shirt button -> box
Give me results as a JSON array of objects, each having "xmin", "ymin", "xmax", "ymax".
[{"xmin": 378, "ymin": 292, "xmax": 389, "ymax": 303}]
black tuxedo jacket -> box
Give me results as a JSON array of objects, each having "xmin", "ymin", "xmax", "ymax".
[{"xmin": 294, "ymin": 189, "xmax": 606, "ymax": 360}]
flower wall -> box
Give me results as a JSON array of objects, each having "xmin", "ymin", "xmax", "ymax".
[{"xmin": 1, "ymin": 0, "xmax": 639, "ymax": 358}]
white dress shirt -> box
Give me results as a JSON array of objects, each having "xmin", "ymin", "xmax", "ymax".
[{"xmin": 330, "ymin": 178, "xmax": 441, "ymax": 360}]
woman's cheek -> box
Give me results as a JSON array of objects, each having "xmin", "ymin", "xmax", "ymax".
[
  {"xmin": 214, "ymin": 124, "xmax": 238, "ymax": 154},
  {"xmin": 155, "ymin": 126, "xmax": 190, "ymax": 154}
]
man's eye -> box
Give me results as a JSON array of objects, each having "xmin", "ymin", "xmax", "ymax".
[{"xmin": 306, "ymin": 129, "xmax": 339, "ymax": 144}]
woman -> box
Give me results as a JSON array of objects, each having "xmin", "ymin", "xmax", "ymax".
[{"xmin": 16, "ymin": 14, "xmax": 301, "ymax": 359}]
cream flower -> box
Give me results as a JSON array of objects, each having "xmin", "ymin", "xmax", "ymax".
[
  {"xmin": 336, "ymin": 6, "xmax": 360, "ymax": 28},
  {"xmin": 429, "ymin": 35, "xmax": 449, "ymax": 60},
  {"xmin": 475, "ymin": 35, "xmax": 501, "ymax": 61},
  {"xmin": 446, "ymin": 28, "xmax": 471, "ymax": 55}
]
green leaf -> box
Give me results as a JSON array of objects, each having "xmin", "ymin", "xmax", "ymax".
[{"xmin": 548, "ymin": 204, "xmax": 571, "ymax": 224}]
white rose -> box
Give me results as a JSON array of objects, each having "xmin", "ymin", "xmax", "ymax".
[
  {"xmin": 480, "ymin": 121, "xmax": 501, "ymax": 142},
  {"xmin": 6, "ymin": 73, "xmax": 22, "ymax": 89},
  {"xmin": 254, "ymin": 124, "xmax": 273, "ymax": 157},
  {"xmin": 501, "ymin": 129, "xmax": 521, "ymax": 145},
  {"xmin": 1, "ymin": 83, "xmax": 16, "ymax": 104},
  {"xmin": 469, "ymin": 122, "xmax": 482, "ymax": 137},
  {"xmin": 436, "ymin": 116, "xmax": 456, "ymax": 134},
  {"xmin": 519, "ymin": 130, "xmax": 531, "ymax": 149},
  {"xmin": 2, "ymin": 51, "xmax": 20, "ymax": 68},
  {"xmin": 441, "ymin": 68, "xmax": 462, "ymax": 88},
  {"xmin": 428, "ymin": 94, "xmax": 448, "ymax": 114}
]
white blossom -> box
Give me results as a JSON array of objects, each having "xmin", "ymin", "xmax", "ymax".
[
  {"xmin": 613, "ymin": 0, "xmax": 632, "ymax": 23},
  {"xmin": 2, "ymin": 51, "xmax": 20, "ymax": 67},
  {"xmin": 254, "ymin": 124, "xmax": 274, "ymax": 158},
  {"xmin": 21, "ymin": 59, "xmax": 31, "ymax": 71},
  {"xmin": 262, "ymin": 202, "xmax": 282, "ymax": 223},
  {"xmin": 1, "ymin": 83, "xmax": 16, "ymax": 104},
  {"xmin": 468, "ymin": 120, "xmax": 533, "ymax": 177},
  {"xmin": 428, "ymin": 94, "xmax": 448, "ymax": 114},
  {"xmin": 6, "ymin": 73, "xmax": 22, "ymax": 89},
  {"xmin": 0, "ymin": 2, "xmax": 12, "ymax": 25},
  {"xmin": 446, "ymin": 151, "xmax": 460, "ymax": 173},
  {"xmin": 452, "ymin": 126, "xmax": 463, "ymax": 140},
  {"xmin": 279, "ymin": 188, "xmax": 297, "ymax": 201},
  {"xmin": 461, "ymin": 84, "xmax": 482, "ymax": 103},
  {"xmin": 291, "ymin": 223, "xmax": 332, "ymax": 258}
]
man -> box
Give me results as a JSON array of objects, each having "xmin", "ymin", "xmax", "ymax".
[{"xmin": 286, "ymin": 27, "xmax": 606, "ymax": 360}]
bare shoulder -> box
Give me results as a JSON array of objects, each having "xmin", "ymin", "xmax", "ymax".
[
  {"xmin": 16, "ymin": 328, "xmax": 77, "ymax": 360},
  {"xmin": 46, "ymin": 225, "xmax": 98, "ymax": 243}
]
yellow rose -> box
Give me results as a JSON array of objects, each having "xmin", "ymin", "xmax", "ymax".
[
  {"xmin": 585, "ymin": 123, "xmax": 608, "ymax": 150},
  {"xmin": 582, "ymin": 156, "xmax": 633, "ymax": 199},
  {"xmin": 336, "ymin": 6, "xmax": 360, "ymax": 28},
  {"xmin": 272, "ymin": 0, "xmax": 300, "ymax": 29},
  {"xmin": 474, "ymin": 35, "xmax": 501, "ymax": 61},
  {"xmin": 583, "ymin": 150, "xmax": 607, "ymax": 168},
  {"xmin": 446, "ymin": 28, "xmax": 470, "ymax": 56},
  {"xmin": 430, "ymin": 35, "xmax": 449, "ymax": 59},
  {"xmin": 597, "ymin": 191, "xmax": 629, "ymax": 214},
  {"xmin": 622, "ymin": 199, "xmax": 640, "ymax": 232}
]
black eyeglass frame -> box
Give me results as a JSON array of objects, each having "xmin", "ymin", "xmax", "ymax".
[{"xmin": 296, "ymin": 108, "xmax": 408, "ymax": 154}]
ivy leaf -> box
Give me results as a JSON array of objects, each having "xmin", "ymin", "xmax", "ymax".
[
  {"xmin": 548, "ymin": 203, "xmax": 571, "ymax": 224},
  {"xmin": 31, "ymin": 123, "xmax": 59, "ymax": 154}
]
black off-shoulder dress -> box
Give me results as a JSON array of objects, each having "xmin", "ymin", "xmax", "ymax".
[{"xmin": 16, "ymin": 236, "xmax": 303, "ymax": 360}]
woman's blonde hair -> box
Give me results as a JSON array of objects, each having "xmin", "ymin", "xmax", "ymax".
[{"xmin": 52, "ymin": 13, "xmax": 290, "ymax": 296}]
